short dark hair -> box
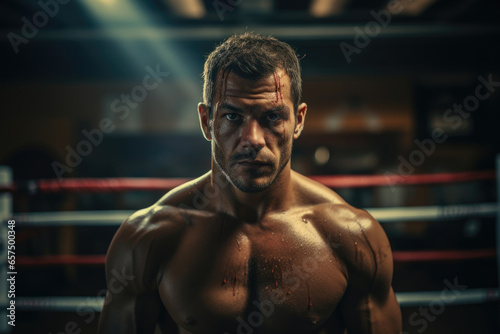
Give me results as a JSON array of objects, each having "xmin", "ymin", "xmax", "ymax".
[{"xmin": 202, "ymin": 33, "xmax": 302, "ymax": 113}]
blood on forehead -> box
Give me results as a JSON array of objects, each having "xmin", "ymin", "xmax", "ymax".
[
  {"xmin": 213, "ymin": 68, "xmax": 231, "ymax": 112},
  {"xmin": 213, "ymin": 69, "xmax": 288, "ymax": 113},
  {"xmin": 273, "ymin": 71, "xmax": 283, "ymax": 104}
]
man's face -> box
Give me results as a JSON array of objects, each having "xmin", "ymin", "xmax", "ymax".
[{"xmin": 200, "ymin": 69, "xmax": 306, "ymax": 193}]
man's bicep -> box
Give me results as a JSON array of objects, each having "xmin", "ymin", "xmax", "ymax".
[
  {"xmin": 340, "ymin": 213, "xmax": 401, "ymax": 333},
  {"xmin": 98, "ymin": 288, "xmax": 136, "ymax": 333},
  {"xmin": 340, "ymin": 285, "xmax": 401, "ymax": 334},
  {"xmin": 98, "ymin": 217, "xmax": 163, "ymax": 333},
  {"xmin": 98, "ymin": 286, "xmax": 163, "ymax": 333}
]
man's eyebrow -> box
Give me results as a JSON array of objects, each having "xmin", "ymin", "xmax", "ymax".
[
  {"xmin": 218, "ymin": 103, "xmax": 243, "ymax": 112},
  {"xmin": 267, "ymin": 105, "xmax": 289, "ymax": 113}
]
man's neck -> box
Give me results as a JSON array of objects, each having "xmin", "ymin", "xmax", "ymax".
[{"xmin": 210, "ymin": 164, "xmax": 295, "ymax": 223}]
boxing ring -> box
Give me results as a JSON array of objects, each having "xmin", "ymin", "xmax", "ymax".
[{"xmin": 1, "ymin": 159, "xmax": 500, "ymax": 332}]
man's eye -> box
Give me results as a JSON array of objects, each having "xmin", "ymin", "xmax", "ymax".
[
  {"xmin": 266, "ymin": 113, "xmax": 281, "ymax": 122},
  {"xmin": 225, "ymin": 113, "xmax": 241, "ymax": 121}
]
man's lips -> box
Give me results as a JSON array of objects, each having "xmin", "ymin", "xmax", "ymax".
[{"xmin": 236, "ymin": 160, "xmax": 271, "ymax": 167}]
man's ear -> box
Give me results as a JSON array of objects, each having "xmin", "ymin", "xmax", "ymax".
[
  {"xmin": 293, "ymin": 102, "xmax": 307, "ymax": 140},
  {"xmin": 198, "ymin": 102, "xmax": 212, "ymax": 141}
]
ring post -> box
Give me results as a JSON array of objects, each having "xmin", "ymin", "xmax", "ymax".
[{"xmin": 0, "ymin": 167, "xmax": 12, "ymax": 333}]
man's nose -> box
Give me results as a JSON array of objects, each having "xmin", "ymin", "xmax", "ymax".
[{"xmin": 240, "ymin": 119, "xmax": 265, "ymax": 149}]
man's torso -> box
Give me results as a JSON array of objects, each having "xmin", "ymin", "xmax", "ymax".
[{"xmin": 134, "ymin": 173, "xmax": 371, "ymax": 333}]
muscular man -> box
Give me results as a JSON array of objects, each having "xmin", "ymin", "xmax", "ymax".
[{"xmin": 98, "ymin": 33, "xmax": 402, "ymax": 333}]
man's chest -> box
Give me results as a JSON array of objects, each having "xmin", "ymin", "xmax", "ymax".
[{"xmin": 158, "ymin": 215, "xmax": 348, "ymax": 333}]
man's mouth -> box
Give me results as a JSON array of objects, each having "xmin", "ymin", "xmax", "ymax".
[{"xmin": 236, "ymin": 160, "xmax": 270, "ymax": 167}]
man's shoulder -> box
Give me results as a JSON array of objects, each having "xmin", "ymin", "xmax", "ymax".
[
  {"xmin": 118, "ymin": 204, "xmax": 187, "ymax": 243},
  {"xmin": 108, "ymin": 204, "xmax": 187, "ymax": 257},
  {"xmin": 317, "ymin": 203, "xmax": 392, "ymax": 287},
  {"xmin": 292, "ymin": 170, "xmax": 380, "ymax": 235},
  {"xmin": 110, "ymin": 172, "xmax": 215, "ymax": 254},
  {"xmin": 105, "ymin": 203, "xmax": 189, "ymax": 291},
  {"xmin": 312, "ymin": 200, "xmax": 380, "ymax": 243}
]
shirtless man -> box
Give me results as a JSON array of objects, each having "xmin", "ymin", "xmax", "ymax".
[{"xmin": 98, "ymin": 33, "xmax": 402, "ymax": 333}]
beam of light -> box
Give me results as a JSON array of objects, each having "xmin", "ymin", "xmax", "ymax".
[
  {"xmin": 78, "ymin": 0, "xmax": 202, "ymax": 131},
  {"xmin": 164, "ymin": 0, "xmax": 206, "ymax": 19},
  {"xmin": 310, "ymin": 0, "xmax": 349, "ymax": 17},
  {"xmin": 80, "ymin": 0, "xmax": 198, "ymax": 77}
]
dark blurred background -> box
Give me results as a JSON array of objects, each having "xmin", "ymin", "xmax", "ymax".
[{"xmin": 1, "ymin": 0, "xmax": 500, "ymax": 333}]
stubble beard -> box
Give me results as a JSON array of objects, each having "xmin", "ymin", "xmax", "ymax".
[{"xmin": 212, "ymin": 141, "xmax": 292, "ymax": 193}]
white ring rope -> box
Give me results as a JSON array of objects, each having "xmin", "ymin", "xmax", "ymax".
[
  {"xmin": 4, "ymin": 288, "xmax": 498, "ymax": 312},
  {"xmin": 8, "ymin": 203, "xmax": 497, "ymax": 226}
]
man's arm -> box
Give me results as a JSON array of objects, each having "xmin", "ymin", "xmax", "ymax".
[
  {"xmin": 339, "ymin": 210, "xmax": 402, "ymax": 333},
  {"xmin": 97, "ymin": 210, "xmax": 169, "ymax": 333}
]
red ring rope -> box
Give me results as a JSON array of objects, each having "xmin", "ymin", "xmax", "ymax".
[
  {"xmin": 38, "ymin": 178, "xmax": 190, "ymax": 193},
  {"xmin": 392, "ymin": 249, "xmax": 497, "ymax": 262},
  {"xmin": 17, "ymin": 255, "xmax": 106, "ymax": 266},
  {"xmin": 311, "ymin": 170, "xmax": 496, "ymax": 189},
  {"xmin": 0, "ymin": 170, "xmax": 495, "ymax": 193},
  {"xmin": 16, "ymin": 249, "xmax": 497, "ymax": 266}
]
